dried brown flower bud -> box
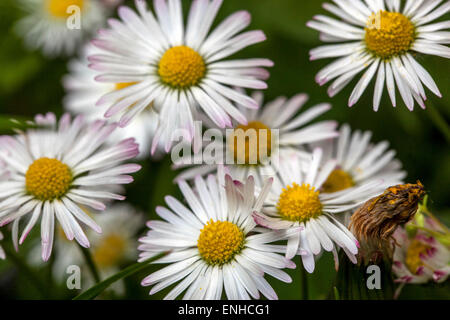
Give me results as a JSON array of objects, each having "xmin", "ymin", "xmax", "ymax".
[{"xmin": 350, "ymin": 181, "xmax": 426, "ymax": 264}]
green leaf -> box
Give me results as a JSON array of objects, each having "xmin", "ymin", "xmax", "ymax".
[
  {"xmin": 73, "ymin": 252, "xmax": 169, "ymax": 300},
  {"xmin": 0, "ymin": 115, "xmax": 34, "ymax": 131},
  {"xmin": 0, "ymin": 33, "xmax": 42, "ymax": 95},
  {"xmin": 426, "ymin": 100, "xmax": 450, "ymax": 143},
  {"xmin": 0, "ymin": 115, "xmax": 40, "ymax": 135}
]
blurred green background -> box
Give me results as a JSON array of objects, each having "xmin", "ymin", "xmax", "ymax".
[{"xmin": 0, "ymin": 0, "xmax": 448, "ymax": 300}]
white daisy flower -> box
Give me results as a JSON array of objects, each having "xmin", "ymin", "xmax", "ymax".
[
  {"xmin": 15, "ymin": 0, "xmax": 106, "ymax": 56},
  {"xmin": 63, "ymin": 43, "xmax": 160, "ymax": 158},
  {"xmin": 138, "ymin": 167, "xmax": 296, "ymax": 300},
  {"xmin": 253, "ymin": 148, "xmax": 383, "ymax": 273},
  {"xmin": 392, "ymin": 217, "xmax": 450, "ymax": 298},
  {"xmin": 307, "ymin": 0, "xmax": 450, "ymax": 111},
  {"xmin": 174, "ymin": 91, "xmax": 338, "ymax": 186},
  {"xmin": 89, "ymin": 0, "xmax": 272, "ymax": 152},
  {"xmin": 314, "ymin": 123, "xmax": 407, "ymax": 194},
  {"xmin": 0, "ymin": 112, "xmax": 141, "ymax": 261}
]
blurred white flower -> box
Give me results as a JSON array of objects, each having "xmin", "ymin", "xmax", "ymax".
[
  {"xmin": 63, "ymin": 43, "xmax": 161, "ymax": 158},
  {"xmin": 15, "ymin": 0, "xmax": 106, "ymax": 56},
  {"xmin": 314, "ymin": 123, "xmax": 407, "ymax": 194},
  {"xmin": 174, "ymin": 91, "xmax": 338, "ymax": 186}
]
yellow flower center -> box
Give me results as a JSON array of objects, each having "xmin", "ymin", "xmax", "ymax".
[
  {"xmin": 25, "ymin": 158, "xmax": 72, "ymax": 201},
  {"xmin": 277, "ymin": 183, "xmax": 323, "ymax": 222},
  {"xmin": 158, "ymin": 45, "xmax": 206, "ymax": 88},
  {"xmin": 46, "ymin": 0, "xmax": 84, "ymax": 18},
  {"xmin": 322, "ymin": 169, "xmax": 355, "ymax": 193},
  {"xmin": 197, "ymin": 220, "xmax": 245, "ymax": 266},
  {"xmin": 405, "ymin": 239, "xmax": 431, "ymax": 274},
  {"xmin": 93, "ymin": 234, "xmax": 127, "ymax": 268},
  {"xmin": 115, "ymin": 82, "xmax": 138, "ymax": 91},
  {"xmin": 228, "ymin": 121, "xmax": 272, "ymax": 165},
  {"xmin": 113, "ymin": 82, "xmax": 154, "ymax": 112},
  {"xmin": 365, "ymin": 11, "xmax": 415, "ymax": 60}
]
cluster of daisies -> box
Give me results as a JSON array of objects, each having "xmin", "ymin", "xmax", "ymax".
[{"xmin": 0, "ymin": 0, "xmax": 448, "ymax": 300}]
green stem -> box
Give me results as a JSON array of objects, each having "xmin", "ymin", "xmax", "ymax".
[
  {"xmin": 77, "ymin": 244, "xmax": 101, "ymax": 284},
  {"xmin": 426, "ymin": 101, "xmax": 450, "ymax": 143},
  {"xmin": 299, "ymin": 256, "xmax": 308, "ymax": 300},
  {"xmin": 3, "ymin": 246, "xmax": 47, "ymax": 297}
]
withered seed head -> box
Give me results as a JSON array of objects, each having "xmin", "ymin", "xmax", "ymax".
[{"xmin": 350, "ymin": 181, "xmax": 425, "ymax": 263}]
